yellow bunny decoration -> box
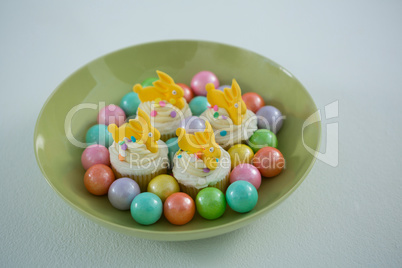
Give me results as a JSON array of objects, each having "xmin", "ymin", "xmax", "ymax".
[
  {"xmin": 176, "ymin": 121, "xmax": 221, "ymax": 170},
  {"xmin": 128, "ymin": 108, "xmax": 161, "ymax": 153},
  {"xmin": 133, "ymin": 70, "xmax": 185, "ymax": 109},
  {"xmin": 108, "ymin": 108, "xmax": 161, "ymax": 156},
  {"xmin": 206, "ymin": 79, "xmax": 247, "ymax": 125}
]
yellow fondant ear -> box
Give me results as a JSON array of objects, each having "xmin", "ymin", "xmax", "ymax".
[
  {"xmin": 128, "ymin": 119, "xmax": 142, "ymax": 133},
  {"xmin": 108, "ymin": 124, "xmax": 119, "ymax": 143},
  {"xmin": 231, "ymin": 79, "xmax": 241, "ymax": 98},
  {"xmin": 153, "ymin": 81, "xmax": 169, "ymax": 93},
  {"xmin": 224, "ymin": 87, "xmax": 234, "ymax": 102},
  {"xmin": 137, "ymin": 108, "xmax": 151, "ymax": 126},
  {"xmin": 157, "ymin": 70, "xmax": 174, "ymax": 84}
]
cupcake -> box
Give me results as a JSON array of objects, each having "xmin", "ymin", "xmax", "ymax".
[
  {"xmin": 173, "ymin": 121, "xmax": 231, "ymax": 199},
  {"xmin": 200, "ymin": 79, "xmax": 257, "ymax": 149},
  {"xmin": 107, "ymin": 108, "xmax": 169, "ymax": 192},
  {"xmin": 133, "ymin": 71, "xmax": 192, "ymax": 141}
]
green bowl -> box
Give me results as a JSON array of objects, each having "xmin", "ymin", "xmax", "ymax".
[{"xmin": 34, "ymin": 40, "xmax": 321, "ymax": 241}]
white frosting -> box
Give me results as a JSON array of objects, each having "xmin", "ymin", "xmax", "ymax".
[
  {"xmin": 172, "ymin": 147, "xmax": 231, "ymax": 189},
  {"xmin": 109, "ymin": 139, "xmax": 169, "ymax": 176},
  {"xmin": 138, "ymin": 100, "xmax": 192, "ymax": 135},
  {"xmin": 200, "ymin": 108, "xmax": 258, "ymax": 147}
]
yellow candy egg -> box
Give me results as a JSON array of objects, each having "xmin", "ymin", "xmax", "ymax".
[
  {"xmin": 228, "ymin": 144, "xmax": 255, "ymax": 169},
  {"xmin": 147, "ymin": 174, "xmax": 180, "ymax": 202}
]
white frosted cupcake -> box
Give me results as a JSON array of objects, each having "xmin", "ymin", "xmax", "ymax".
[
  {"xmin": 173, "ymin": 121, "xmax": 231, "ymax": 199},
  {"xmin": 201, "ymin": 79, "xmax": 257, "ymax": 149},
  {"xmin": 108, "ymin": 108, "xmax": 169, "ymax": 192},
  {"xmin": 133, "ymin": 71, "xmax": 192, "ymax": 141}
]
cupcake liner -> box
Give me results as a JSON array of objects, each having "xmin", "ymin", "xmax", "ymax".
[
  {"xmin": 111, "ymin": 165, "xmax": 167, "ymax": 192},
  {"xmin": 160, "ymin": 132, "xmax": 176, "ymax": 142},
  {"xmin": 178, "ymin": 172, "xmax": 231, "ymax": 200}
]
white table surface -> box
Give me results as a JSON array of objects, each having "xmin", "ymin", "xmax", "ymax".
[{"xmin": 1, "ymin": 0, "xmax": 401, "ymax": 267}]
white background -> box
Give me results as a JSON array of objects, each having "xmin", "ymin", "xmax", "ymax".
[{"xmin": 1, "ymin": 0, "xmax": 402, "ymax": 267}]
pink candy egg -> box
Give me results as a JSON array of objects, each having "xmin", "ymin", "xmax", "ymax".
[
  {"xmin": 191, "ymin": 71, "xmax": 219, "ymax": 96},
  {"xmin": 229, "ymin": 163, "xmax": 262, "ymax": 190},
  {"xmin": 81, "ymin": 144, "xmax": 110, "ymax": 170},
  {"xmin": 97, "ymin": 104, "xmax": 126, "ymax": 126}
]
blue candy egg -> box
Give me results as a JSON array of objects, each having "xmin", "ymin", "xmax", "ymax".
[
  {"xmin": 226, "ymin": 181, "xmax": 258, "ymax": 213},
  {"xmin": 85, "ymin": 124, "xmax": 114, "ymax": 148},
  {"xmin": 166, "ymin": 137, "xmax": 180, "ymax": 166},
  {"xmin": 130, "ymin": 192, "xmax": 163, "ymax": 225},
  {"xmin": 120, "ymin": 92, "xmax": 141, "ymax": 117},
  {"xmin": 108, "ymin": 178, "xmax": 141, "ymax": 210},
  {"xmin": 189, "ymin": 96, "xmax": 209, "ymax": 116}
]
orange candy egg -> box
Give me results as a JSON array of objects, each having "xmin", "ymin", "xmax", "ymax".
[
  {"xmin": 164, "ymin": 192, "xmax": 195, "ymax": 225},
  {"xmin": 242, "ymin": 92, "xmax": 265, "ymax": 113},
  {"xmin": 84, "ymin": 164, "xmax": 115, "ymax": 195},
  {"xmin": 252, "ymin": 147, "xmax": 285, "ymax": 177}
]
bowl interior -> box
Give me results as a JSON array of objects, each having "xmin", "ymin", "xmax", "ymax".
[{"xmin": 34, "ymin": 40, "xmax": 321, "ymax": 241}]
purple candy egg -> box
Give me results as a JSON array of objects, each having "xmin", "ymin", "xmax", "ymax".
[
  {"xmin": 108, "ymin": 178, "xmax": 141, "ymax": 210},
  {"xmin": 218, "ymin": 85, "xmax": 231, "ymax": 91},
  {"xmin": 256, "ymin": 106, "xmax": 284, "ymax": 134},
  {"xmin": 180, "ymin": 116, "xmax": 206, "ymax": 134}
]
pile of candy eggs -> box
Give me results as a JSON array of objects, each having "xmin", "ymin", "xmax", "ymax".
[{"xmin": 80, "ymin": 70, "xmax": 285, "ymax": 226}]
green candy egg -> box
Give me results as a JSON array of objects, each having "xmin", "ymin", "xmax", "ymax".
[
  {"xmin": 195, "ymin": 187, "xmax": 226, "ymax": 220},
  {"xmin": 141, "ymin": 77, "xmax": 158, "ymax": 87},
  {"xmin": 248, "ymin": 129, "xmax": 278, "ymax": 153}
]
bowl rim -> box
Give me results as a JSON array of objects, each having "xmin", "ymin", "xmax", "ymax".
[{"xmin": 33, "ymin": 39, "xmax": 322, "ymax": 240}]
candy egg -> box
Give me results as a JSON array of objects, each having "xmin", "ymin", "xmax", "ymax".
[
  {"xmin": 84, "ymin": 164, "xmax": 115, "ymax": 195},
  {"xmin": 195, "ymin": 187, "xmax": 226, "ymax": 220},
  {"xmin": 228, "ymin": 144, "xmax": 254, "ymax": 169},
  {"xmin": 177, "ymin": 83, "xmax": 194, "ymax": 103},
  {"xmin": 218, "ymin": 85, "xmax": 230, "ymax": 91},
  {"xmin": 147, "ymin": 174, "xmax": 180, "ymax": 202},
  {"xmin": 230, "ymin": 164, "xmax": 262, "ymax": 190},
  {"xmin": 81, "ymin": 144, "xmax": 110, "ymax": 170},
  {"xmin": 120, "ymin": 92, "xmax": 141, "ymax": 117},
  {"xmin": 191, "ymin": 71, "xmax": 219, "ymax": 96},
  {"xmin": 86, "ymin": 124, "xmax": 114, "ymax": 148},
  {"xmin": 252, "ymin": 147, "xmax": 285, "ymax": 177},
  {"xmin": 141, "ymin": 77, "xmax": 158, "ymax": 87},
  {"xmin": 97, "ymin": 104, "xmax": 126, "ymax": 126},
  {"xmin": 189, "ymin": 96, "xmax": 209, "ymax": 116},
  {"xmin": 180, "ymin": 116, "xmax": 206, "ymax": 134},
  {"xmin": 226, "ymin": 181, "xmax": 258, "ymax": 213},
  {"xmin": 164, "ymin": 192, "xmax": 195, "ymax": 225},
  {"xmin": 256, "ymin": 105, "xmax": 284, "ymax": 134},
  {"xmin": 242, "ymin": 92, "xmax": 265, "ymax": 113},
  {"xmin": 166, "ymin": 137, "xmax": 180, "ymax": 166},
  {"xmin": 130, "ymin": 192, "xmax": 163, "ymax": 225},
  {"xmin": 248, "ymin": 129, "xmax": 278, "ymax": 153},
  {"xmin": 108, "ymin": 178, "xmax": 141, "ymax": 210}
]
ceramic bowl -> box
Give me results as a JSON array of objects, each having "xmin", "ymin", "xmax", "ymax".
[{"xmin": 34, "ymin": 40, "xmax": 321, "ymax": 241}]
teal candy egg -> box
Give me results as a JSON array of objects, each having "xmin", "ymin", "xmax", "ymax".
[
  {"xmin": 130, "ymin": 192, "xmax": 163, "ymax": 225},
  {"xmin": 248, "ymin": 129, "xmax": 278, "ymax": 153},
  {"xmin": 86, "ymin": 124, "xmax": 114, "ymax": 148},
  {"xmin": 142, "ymin": 77, "xmax": 158, "ymax": 87},
  {"xmin": 166, "ymin": 137, "xmax": 180, "ymax": 166},
  {"xmin": 120, "ymin": 92, "xmax": 141, "ymax": 117},
  {"xmin": 226, "ymin": 181, "xmax": 258, "ymax": 213},
  {"xmin": 189, "ymin": 96, "xmax": 209, "ymax": 116}
]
